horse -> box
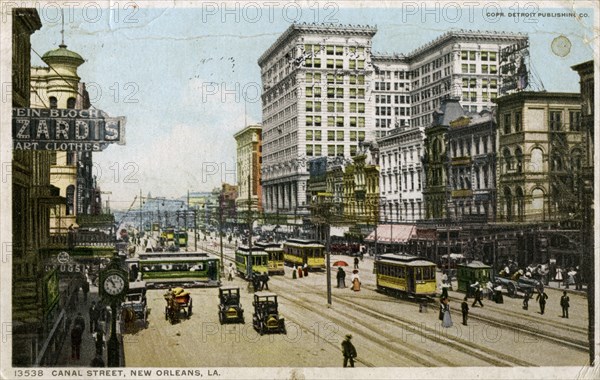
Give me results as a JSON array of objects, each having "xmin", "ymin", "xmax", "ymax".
[{"xmin": 120, "ymin": 307, "xmax": 137, "ymax": 331}]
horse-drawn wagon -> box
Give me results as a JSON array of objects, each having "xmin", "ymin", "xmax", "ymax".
[
  {"xmin": 120, "ymin": 281, "xmax": 148, "ymax": 329},
  {"xmin": 164, "ymin": 287, "xmax": 193, "ymax": 324}
]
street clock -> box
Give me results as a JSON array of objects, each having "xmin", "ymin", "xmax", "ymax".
[{"xmin": 99, "ymin": 259, "xmax": 128, "ymax": 301}]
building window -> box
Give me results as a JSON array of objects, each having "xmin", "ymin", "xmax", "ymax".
[
  {"xmin": 514, "ymin": 111, "xmax": 522, "ymax": 132},
  {"xmin": 49, "ymin": 96, "xmax": 58, "ymax": 109},
  {"xmin": 569, "ymin": 111, "xmax": 581, "ymax": 131},
  {"xmin": 67, "ymin": 97, "xmax": 76, "ymax": 109},
  {"xmin": 327, "ymin": 145, "xmax": 335, "ymax": 156},
  {"xmin": 503, "ymin": 113, "xmax": 512, "ymax": 134},
  {"xmin": 549, "ymin": 111, "xmax": 562, "ymax": 131},
  {"xmin": 515, "ymin": 147, "xmax": 523, "ymax": 173},
  {"xmin": 503, "ymin": 148, "xmax": 513, "ymax": 171}
]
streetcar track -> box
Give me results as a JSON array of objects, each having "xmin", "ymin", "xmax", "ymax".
[
  {"xmin": 202, "ymin": 244, "xmax": 589, "ymax": 355},
  {"xmin": 275, "ymin": 276, "xmax": 534, "ymax": 367},
  {"xmin": 446, "ymin": 293, "xmax": 588, "ymax": 335},
  {"xmin": 280, "ymin": 307, "xmax": 377, "ymax": 367},
  {"xmin": 276, "ymin": 288, "xmax": 455, "ymax": 367}
]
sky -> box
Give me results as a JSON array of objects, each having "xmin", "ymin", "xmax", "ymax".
[{"xmin": 25, "ymin": 1, "xmax": 596, "ymax": 210}]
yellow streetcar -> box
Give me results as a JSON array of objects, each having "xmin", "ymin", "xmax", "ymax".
[
  {"xmin": 282, "ymin": 239, "xmax": 325, "ymax": 270},
  {"xmin": 375, "ymin": 254, "xmax": 437, "ymax": 299},
  {"xmin": 235, "ymin": 246, "xmax": 268, "ymax": 278},
  {"xmin": 255, "ymin": 242, "xmax": 285, "ymax": 276}
]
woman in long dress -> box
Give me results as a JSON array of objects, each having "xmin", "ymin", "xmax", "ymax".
[
  {"xmin": 351, "ymin": 272, "xmax": 361, "ymax": 291},
  {"xmin": 441, "ymin": 298, "xmax": 453, "ymax": 328}
]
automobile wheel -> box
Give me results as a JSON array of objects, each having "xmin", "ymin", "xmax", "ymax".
[{"xmin": 219, "ymin": 313, "xmax": 224, "ymax": 325}]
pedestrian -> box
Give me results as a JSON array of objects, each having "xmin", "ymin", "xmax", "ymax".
[
  {"xmin": 130, "ymin": 264, "xmax": 139, "ymax": 282},
  {"xmin": 536, "ymin": 289, "xmax": 548, "ymax": 315},
  {"xmin": 303, "ymin": 263, "xmax": 309, "ymax": 277},
  {"xmin": 471, "ymin": 284, "xmax": 484, "ymax": 307},
  {"xmin": 227, "ymin": 263, "xmax": 235, "ymax": 281},
  {"xmin": 486, "ymin": 280, "xmax": 494, "ymax": 300},
  {"xmin": 337, "ymin": 267, "xmax": 346, "ymax": 288},
  {"xmin": 90, "ymin": 354, "xmax": 105, "ymax": 367},
  {"xmin": 461, "ymin": 296, "xmax": 469, "ymax": 326},
  {"xmin": 298, "ymin": 265, "xmax": 303, "ymax": 278},
  {"xmin": 89, "ymin": 301, "xmax": 100, "ymax": 333},
  {"xmin": 252, "ymin": 273, "xmax": 260, "ymax": 292},
  {"xmin": 74, "ymin": 312, "xmax": 85, "ymax": 333},
  {"xmin": 353, "ymin": 257, "xmax": 359, "ymax": 270},
  {"xmin": 94, "ymin": 323, "xmax": 105, "ymax": 356},
  {"xmin": 70, "ymin": 323, "xmax": 83, "ymax": 360},
  {"xmin": 341, "ymin": 334, "xmax": 357, "ymax": 368},
  {"xmin": 351, "ymin": 271, "xmax": 361, "ymax": 292},
  {"xmin": 440, "ymin": 283, "xmax": 449, "ymax": 299},
  {"xmin": 575, "ymin": 267, "xmax": 583, "ymax": 290},
  {"xmin": 292, "ymin": 265, "xmax": 297, "ymax": 279},
  {"xmin": 261, "ymin": 272, "xmax": 270, "ymax": 291},
  {"xmin": 81, "ymin": 279, "xmax": 90, "ymax": 303},
  {"xmin": 441, "ymin": 298, "xmax": 453, "ymax": 328},
  {"xmin": 555, "ymin": 266, "xmax": 563, "ymax": 287},
  {"xmin": 494, "ymin": 285, "xmax": 504, "ymax": 304},
  {"xmin": 560, "ymin": 290, "xmax": 570, "ymax": 318},
  {"xmin": 441, "ymin": 271, "xmax": 448, "ymax": 285},
  {"xmin": 523, "ymin": 289, "xmax": 531, "ymax": 310}
]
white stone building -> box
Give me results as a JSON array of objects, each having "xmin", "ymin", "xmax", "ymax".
[{"xmin": 259, "ymin": 23, "xmax": 377, "ymax": 214}]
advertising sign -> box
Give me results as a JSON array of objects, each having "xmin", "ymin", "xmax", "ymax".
[{"xmin": 12, "ymin": 108, "xmax": 126, "ymax": 151}]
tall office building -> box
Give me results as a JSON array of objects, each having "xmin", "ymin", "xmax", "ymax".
[
  {"xmin": 260, "ymin": 25, "xmax": 528, "ymax": 216},
  {"xmin": 259, "ymin": 23, "xmax": 377, "ymax": 214}
]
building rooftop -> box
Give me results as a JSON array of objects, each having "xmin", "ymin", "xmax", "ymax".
[
  {"xmin": 42, "ymin": 44, "xmax": 85, "ymax": 66},
  {"xmin": 258, "ymin": 22, "xmax": 378, "ymax": 66}
]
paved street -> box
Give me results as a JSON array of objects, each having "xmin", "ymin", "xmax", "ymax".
[{"xmin": 123, "ymin": 235, "xmax": 589, "ymax": 367}]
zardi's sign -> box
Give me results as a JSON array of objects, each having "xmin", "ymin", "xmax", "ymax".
[{"xmin": 12, "ymin": 108, "xmax": 126, "ymax": 151}]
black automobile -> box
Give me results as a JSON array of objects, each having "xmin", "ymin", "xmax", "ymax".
[
  {"xmin": 218, "ymin": 286, "xmax": 244, "ymax": 324},
  {"xmin": 252, "ymin": 292, "xmax": 286, "ymax": 335}
]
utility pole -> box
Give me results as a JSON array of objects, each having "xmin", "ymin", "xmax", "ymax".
[
  {"xmin": 139, "ymin": 189, "xmax": 143, "ymax": 239},
  {"xmin": 218, "ymin": 192, "xmax": 224, "ymax": 275},
  {"xmin": 246, "ymin": 173, "xmax": 253, "ymax": 279}
]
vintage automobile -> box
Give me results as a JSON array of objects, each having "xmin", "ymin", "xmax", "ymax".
[
  {"xmin": 120, "ymin": 281, "xmax": 148, "ymax": 329},
  {"xmin": 164, "ymin": 287, "xmax": 193, "ymax": 324},
  {"xmin": 495, "ymin": 275, "xmax": 541, "ymax": 297},
  {"xmin": 252, "ymin": 292, "xmax": 286, "ymax": 335},
  {"xmin": 218, "ymin": 286, "xmax": 244, "ymax": 324}
]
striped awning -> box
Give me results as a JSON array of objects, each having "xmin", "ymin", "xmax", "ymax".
[{"xmin": 364, "ymin": 224, "xmax": 416, "ymax": 243}]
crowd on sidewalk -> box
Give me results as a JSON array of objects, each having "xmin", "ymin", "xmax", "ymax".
[{"xmin": 58, "ymin": 275, "xmax": 110, "ymax": 367}]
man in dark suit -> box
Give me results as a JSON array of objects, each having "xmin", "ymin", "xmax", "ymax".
[
  {"xmin": 560, "ymin": 291, "xmax": 570, "ymax": 318},
  {"xmin": 461, "ymin": 297, "xmax": 469, "ymax": 326},
  {"xmin": 341, "ymin": 334, "xmax": 357, "ymax": 368},
  {"xmin": 536, "ymin": 290, "xmax": 548, "ymax": 315}
]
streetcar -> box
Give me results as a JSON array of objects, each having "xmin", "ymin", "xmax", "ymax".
[
  {"xmin": 127, "ymin": 252, "xmax": 220, "ymax": 288},
  {"xmin": 235, "ymin": 246, "xmax": 269, "ymax": 278},
  {"xmin": 162, "ymin": 227, "xmax": 175, "ymax": 242},
  {"xmin": 176, "ymin": 230, "xmax": 188, "ymax": 247},
  {"xmin": 282, "ymin": 239, "xmax": 325, "ymax": 270},
  {"xmin": 374, "ymin": 253, "xmax": 437, "ymax": 299},
  {"xmin": 255, "ymin": 242, "xmax": 285, "ymax": 276},
  {"xmin": 265, "ymin": 247, "xmax": 285, "ymax": 275}
]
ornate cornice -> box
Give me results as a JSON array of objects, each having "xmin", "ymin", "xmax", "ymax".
[{"xmin": 258, "ymin": 22, "xmax": 378, "ymax": 66}]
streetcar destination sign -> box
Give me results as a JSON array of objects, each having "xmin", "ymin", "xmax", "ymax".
[{"xmin": 12, "ymin": 107, "xmax": 126, "ymax": 151}]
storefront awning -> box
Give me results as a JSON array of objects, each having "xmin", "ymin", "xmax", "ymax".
[
  {"xmin": 364, "ymin": 224, "xmax": 416, "ymax": 243},
  {"xmin": 330, "ymin": 226, "xmax": 349, "ymax": 237}
]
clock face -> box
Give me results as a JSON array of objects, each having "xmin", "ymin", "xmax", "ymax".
[{"xmin": 103, "ymin": 273, "xmax": 125, "ymax": 296}]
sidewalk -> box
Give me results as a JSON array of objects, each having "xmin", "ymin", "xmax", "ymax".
[
  {"xmin": 55, "ymin": 280, "xmax": 109, "ymax": 367},
  {"xmin": 545, "ymin": 279, "xmax": 588, "ymax": 295}
]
